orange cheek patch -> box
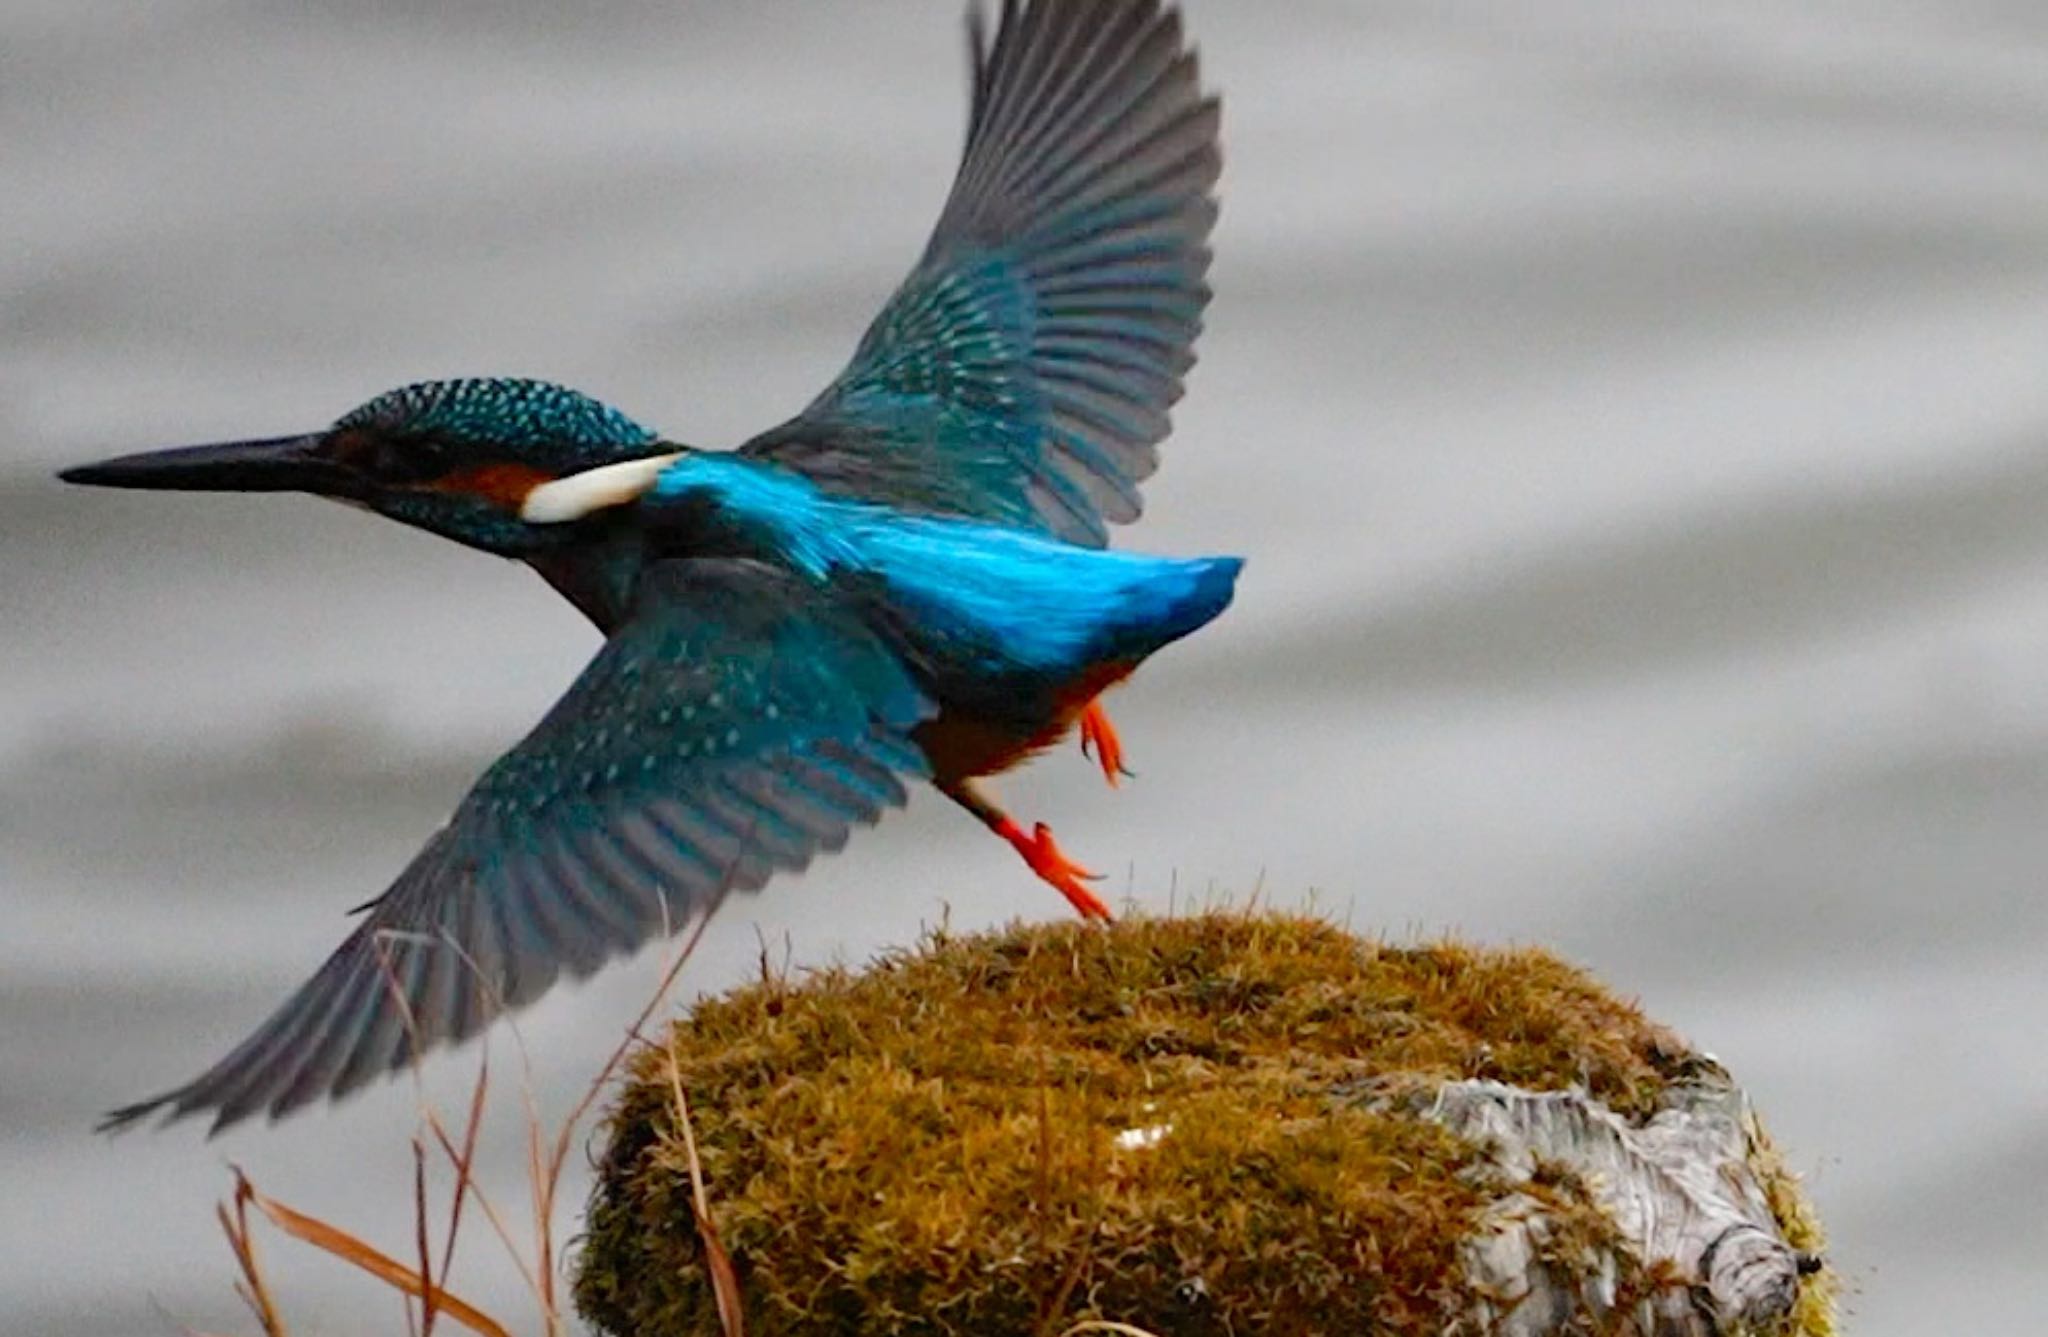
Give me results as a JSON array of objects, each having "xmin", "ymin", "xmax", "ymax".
[{"xmin": 425, "ymin": 463, "xmax": 556, "ymax": 508}]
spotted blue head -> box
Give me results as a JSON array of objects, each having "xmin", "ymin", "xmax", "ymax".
[{"xmin": 61, "ymin": 378, "xmax": 670, "ymax": 555}]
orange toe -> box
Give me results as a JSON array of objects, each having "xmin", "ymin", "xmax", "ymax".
[
  {"xmin": 1078, "ymin": 701, "xmax": 1133, "ymax": 788},
  {"xmin": 997, "ymin": 818, "xmax": 1113, "ymax": 922}
]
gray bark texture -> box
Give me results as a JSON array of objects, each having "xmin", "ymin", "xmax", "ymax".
[{"xmin": 1421, "ymin": 1069, "xmax": 1817, "ymax": 1335}]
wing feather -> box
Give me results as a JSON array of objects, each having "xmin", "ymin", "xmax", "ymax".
[
  {"xmin": 741, "ymin": 0, "xmax": 1218, "ymax": 547},
  {"xmin": 103, "ymin": 559, "xmax": 933, "ymax": 1134}
]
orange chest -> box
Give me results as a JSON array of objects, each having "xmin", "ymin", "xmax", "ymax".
[{"xmin": 915, "ymin": 660, "xmax": 1135, "ymax": 782}]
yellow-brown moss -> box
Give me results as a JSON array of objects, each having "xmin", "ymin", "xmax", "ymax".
[
  {"xmin": 574, "ymin": 910, "xmax": 1830, "ymax": 1336},
  {"xmin": 1749, "ymin": 1118, "xmax": 1838, "ymax": 1336}
]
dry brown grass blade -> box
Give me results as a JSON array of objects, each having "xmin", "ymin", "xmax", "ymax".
[
  {"xmin": 418, "ymin": 1066, "xmax": 546, "ymax": 1311},
  {"xmin": 1035, "ymin": 1231, "xmax": 1094, "ymax": 1337},
  {"xmin": 215, "ymin": 1177, "xmax": 288, "ymax": 1337},
  {"xmin": 413, "ymin": 1137, "xmax": 438, "ymax": 1337},
  {"xmin": 406, "ymin": 946, "xmax": 549, "ymax": 1315},
  {"xmin": 438, "ymin": 1053, "xmax": 490, "ymax": 1288},
  {"xmin": 396, "ymin": 886, "xmax": 718, "ymax": 1336},
  {"xmin": 204, "ymin": 844, "xmax": 732, "ymax": 1336},
  {"xmin": 532, "ymin": 894, "xmax": 723, "ymax": 1305},
  {"xmin": 526, "ymin": 1096, "xmax": 555, "ymax": 1326},
  {"xmin": 1056, "ymin": 1324, "xmax": 1167, "ymax": 1337},
  {"xmin": 1034, "ymin": 1113, "xmax": 1107, "ymax": 1337},
  {"xmin": 234, "ymin": 1167, "xmax": 511, "ymax": 1337},
  {"xmin": 371, "ymin": 929, "xmax": 547, "ymax": 1322},
  {"xmin": 664, "ymin": 1042, "xmax": 745, "ymax": 1336}
]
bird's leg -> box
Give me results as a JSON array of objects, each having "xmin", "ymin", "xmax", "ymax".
[
  {"xmin": 941, "ymin": 779, "xmax": 1112, "ymax": 922},
  {"xmin": 1077, "ymin": 699, "xmax": 1134, "ymax": 788}
]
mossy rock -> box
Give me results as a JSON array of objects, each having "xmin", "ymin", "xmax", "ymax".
[{"xmin": 575, "ymin": 911, "xmax": 1833, "ymax": 1335}]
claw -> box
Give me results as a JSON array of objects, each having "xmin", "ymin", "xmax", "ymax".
[
  {"xmin": 997, "ymin": 818, "xmax": 1112, "ymax": 922},
  {"xmin": 1078, "ymin": 701, "xmax": 1134, "ymax": 788}
]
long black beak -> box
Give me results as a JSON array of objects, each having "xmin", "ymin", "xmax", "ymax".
[{"xmin": 58, "ymin": 434, "xmax": 357, "ymax": 496}]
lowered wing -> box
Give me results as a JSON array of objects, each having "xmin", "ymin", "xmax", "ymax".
[{"xmin": 106, "ymin": 558, "xmax": 932, "ymax": 1134}]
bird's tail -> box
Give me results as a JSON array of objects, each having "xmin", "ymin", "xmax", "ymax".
[
  {"xmin": 854, "ymin": 513, "xmax": 1242, "ymax": 677},
  {"xmin": 1086, "ymin": 552, "xmax": 1244, "ymax": 664}
]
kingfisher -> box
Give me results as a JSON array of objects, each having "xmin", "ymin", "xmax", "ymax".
[{"xmin": 62, "ymin": 0, "xmax": 1231, "ymax": 1134}]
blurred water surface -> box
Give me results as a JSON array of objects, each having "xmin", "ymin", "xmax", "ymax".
[{"xmin": 6, "ymin": 2, "xmax": 2048, "ymax": 1333}]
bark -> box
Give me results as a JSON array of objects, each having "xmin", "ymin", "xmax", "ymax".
[{"xmin": 1421, "ymin": 1069, "xmax": 1816, "ymax": 1335}]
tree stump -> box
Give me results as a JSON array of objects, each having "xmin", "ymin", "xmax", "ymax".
[{"xmin": 575, "ymin": 912, "xmax": 1833, "ymax": 1336}]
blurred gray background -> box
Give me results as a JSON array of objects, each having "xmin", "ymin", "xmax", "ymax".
[{"xmin": 7, "ymin": 1, "xmax": 2047, "ymax": 1332}]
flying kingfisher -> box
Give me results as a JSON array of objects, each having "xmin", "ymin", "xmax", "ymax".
[{"xmin": 63, "ymin": 0, "xmax": 1231, "ymax": 1134}]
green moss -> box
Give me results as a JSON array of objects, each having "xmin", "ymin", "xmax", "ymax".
[{"xmin": 574, "ymin": 911, "xmax": 1831, "ymax": 1336}]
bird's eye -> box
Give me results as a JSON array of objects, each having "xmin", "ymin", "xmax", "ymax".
[
  {"xmin": 328, "ymin": 430, "xmax": 444, "ymax": 485},
  {"xmin": 372, "ymin": 441, "xmax": 439, "ymax": 482}
]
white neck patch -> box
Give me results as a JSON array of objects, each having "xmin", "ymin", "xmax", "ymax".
[{"xmin": 521, "ymin": 452, "xmax": 684, "ymax": 524}]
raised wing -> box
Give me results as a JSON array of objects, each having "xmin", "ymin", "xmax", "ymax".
[
  {"xmin": 105, "ymin": 559, "xmax": 932, "ymax": 1134},
  {"xmin": 741, "ymin": 0, "xmax": 1219, "ymax": 547}
]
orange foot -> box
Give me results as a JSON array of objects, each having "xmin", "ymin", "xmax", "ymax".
[
  {"xmin": 995, "ymin": 818, "xmax": 1112, "ymax": 922},
  {"xmin": 1078, "ymin": 700, "xmax": 1134, "ymax": 788}
]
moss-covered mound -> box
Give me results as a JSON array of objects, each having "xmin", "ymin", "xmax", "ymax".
[{"xmin": 575, "ymin": 911, "xmax": 1829, "ymax": 1336}]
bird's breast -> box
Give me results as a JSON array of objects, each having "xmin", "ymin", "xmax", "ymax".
[{"xmin": 915, "ymin": 658, "xmax": 1135, "ymax": 783}]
